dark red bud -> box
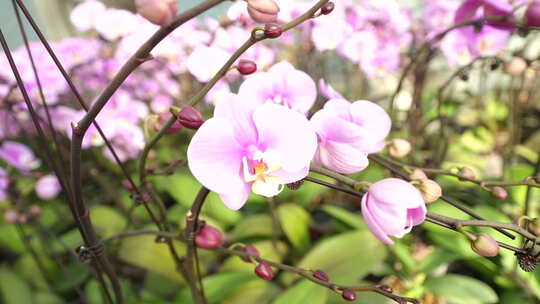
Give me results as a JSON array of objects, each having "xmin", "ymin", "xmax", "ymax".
[
  {"xmin": 255, "ymin": 262, "xmax": 274, "ymax": 280},
  {"xmin": 121, "ymin": 180, "xmax": 135, "ymax": 192},
  {"xmin": 342, "ymin": 289, "xmax": 356, "ymax": 301},
  {"xmin": 241, "ymin": 244, "xmax": 260, "ymax": 262},
  {"xmin": 238, "ymin": 59, "xmax": 257, "ymax": 75},
  {"xmin": 490, "ymin": 186, "xmax": 508, "ymax": 200},
  {"xmin": 177, "ymin": 106, "xmax": 204, "ymax": 130},
  {"xmin": 321, "ymin": 2, "xmax": 334, "ymax": 15},
  {"xmin": 312, "ymin": 269, "xmax": 329, "ymax": 282},
  {"xmin": 195, "ymin": 224, "xmax": 224, "ymax": 249},
  {"xmin": 379, "ymin": 285, "xmax": 393, "ymax": 293},
  {"xmin": 264, "ymin": 23, "xmax": 283, "ymax": 39},
  {"xmin": 526, "ymin": 1, "xmax": 540, "ymax": 27},
  {"xmin": 166, "ymin": 119, "xmax": 183, "ymax": 135}
]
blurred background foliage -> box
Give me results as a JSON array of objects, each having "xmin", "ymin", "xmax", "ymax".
[{"xmin": 0, "ymin": 0, "xmax": 539, "ymax": 304}]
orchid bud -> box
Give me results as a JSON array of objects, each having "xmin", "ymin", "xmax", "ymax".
[
  {"xmin": 240, "ymin": 244, "xmax": 260, "ymax": 262},
  {"xmin": 135, "ymin": 0, "xmax": 178, "ymax": 27},
  {"xmin": 458, "ymin": 167, "xmax": 476, "ymax": 180},
  {"xmin": 416, "ymin": 179, "xmax": 442, "ymax": 203},
  {"xmin": 177, "ymin": 106, "xmax": 205, "ymax": 130},
  {"xmin": 527, "ymin": 218, "xmax": 540, "ymax": 236},
  {"xmin": 247, "ymin": 0, "xmax": 280, "ymax": 23},
  {"xmin": 409, "ymin": 169, "xmax": 428, "ymax": 181},
  {"xmin": 264, "ymin": 23, "xmax": 283, "ymax": 39},
  {"xmin": 4, "ymin": 209, "xmax": 18, "ymax": 224},
  {"xmin": 255, "ymin": 262, "xmax": 274, "ymax": 280},
  {"xmin": 195, "ymin": 224, "xmax": 224, "ymax": 249},
  {"xmin": 238, "ymin": 59, "xmax": 257, "ymax": 75},
  {"xmin": 504, "ymin": 57, "xmax": 528, "ymax": 76},
  {"xmin": 167, "ymin": 119, "xmax": 183, "ymax": 135},
  {"xmin": 471, "ymin": 233, "xmax": 499, "ymax": 257},
  {"xmin": 526, "ymin": 1, "xmax": 540, "ymax": 28},
  {"xmin": 388, "ymin": 138, "xmax": 412, "ymax": 158},
  {"xmin": 342, "ymin": 289, "xmax": 356, "ymax": 301},
  {"xmin": 379, "ymin": 285, "xmax": 393, "ymax": 293},
  {"xmin": 312, "ymin": 269, "xmax": 329, "ymax": 282},
  {"xmin": 490, "ymin": 186, "xmax": 508, "ymax": 200},
  {"xmin": 28, "ymin": 205, "xmax": 42, "ymax": 219},
  {"xmin": 122, "ymin": 180, "xmax": 135, "ymax": 192},
  {"xmin": 321, "ymin": 2, "xmax": 335, "ymax": 15}
]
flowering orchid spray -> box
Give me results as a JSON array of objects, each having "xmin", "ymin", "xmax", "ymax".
[{"xmin": 187, "ymin": 93, "xmax": 317, "ymax": 210}]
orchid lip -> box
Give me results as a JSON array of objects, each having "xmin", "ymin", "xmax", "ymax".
[{"xmin": 242, "ymin": 147, "xmax": 284, "ymax": 197}]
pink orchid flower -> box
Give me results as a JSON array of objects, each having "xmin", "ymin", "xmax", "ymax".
[
  {"xmin": 35, "ymin": 174, "xmax": 62, "ymax": 201},
  {"xmin": 237, "ymin": 61, "xmax": 316, "ymax": 115},
  {"xmin": 0, "ymin": 141, "xmax": 41, "ymax": 173},
  {"xmin": 455, "ymin": 0, "xmax": 514, "ymax": 29},
  {"xmin": 310, "ymin": 98, "xmax": 391, "ymax": 174},
  {"xmin": 361, "ymin": 178, "xmax": 426, "ymax": 244},
  {"xmin": 0, "ymin": 168, "xmax": 7, "ymax": 201},
  {"xmin": 188, "ymin": 93, "xmax": 317, "ymax": 210}
]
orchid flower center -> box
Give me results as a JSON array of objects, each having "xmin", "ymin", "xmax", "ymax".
[
  {"xmin": 242, "ymin": 147, "xmax": 284, "ymax": 197},
  {"xmin": 266, "ymin": 94, "xmax": 290, "ymax": 107}
]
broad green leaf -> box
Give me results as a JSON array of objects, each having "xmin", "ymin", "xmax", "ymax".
[
  {"xmin": 118, "ymin": 234, "xmax": 185, "ymax": 282},
  {"xmin": 0, "ymin": 224, "xmax": 25, "ymax": 254},
  {"xmin": 277, "ymin": 204, "xmax": 311, "ymax": 252},
  {"xmin": 231, "ymin": 214, "xmax": 275, "ymax": 240},
  {"xmin": 33, "ymin": 292, "xmax": 64, "ymax": 304},
  {"xmin": 90, "ymin": 206, "xmax": 127, "ymax": 238},
  {"xmin": 425, "ymin": 274, "xmax": 498, "ymax": 304},
  {"xmin": 272, "ymin": 279, "xmax": 327, "ymax": 304},
  {"xmin": 390, "ymin": 242, "xmax": 417, "ymax": 274},
  {"xmin": 15, "ymin": 254, "xmax": 58, "ymax": 290},
  {"xmin": 222, "ymin": 280, "xmax": 281, "ymax": 304},
  {"xmin": 320, "ymin": 205, "xmax": 366, "ymax": 230},
  {"xmin": 500, "ymin": 290, "xmax": 536, "ymax": 304},
  {"xmin": 282, "ymin": 230, "xmax": 386, "ymax": 285},
  {"xmin": 176, "ymin": 272, "xmax": 255, "ymax": 304},
  {"xmin": 418, "ymin": 249, "xmax": 458, "ymax": 273},
  {"xmin": 0, "ymin": 266, "xmax": 33, "ymax": 304}
]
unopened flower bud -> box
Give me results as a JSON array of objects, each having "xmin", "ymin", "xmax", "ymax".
[
  {"xmin": 312, "ymin": 269, "xmax": 329, "ymax": 282},
  {"xmin": 416, "ymin": 179, "xmax": 442, "ymax": 203},
  {"xmin": 17, "ymin": 215, "xmax": 28, "ymax": 224},
  {"xmin": 4, "ymin": 209, "xmax": 18, "ymax": 224},
  {"xmin": 458, "ymin": 167, "xmax": 476, "ymax": 180},
  {"xmin": 342, "ymin": 289, "xmax": 356, "ymax": 301},
  {"xmin": 177, "ymin": 106, "xmax": 205, "ymax": 130},
  {"xmin": 490, "ymin": 186, "xmax": 508, "ymax": 200},
  {"xmin": 527, "ymin": 218, "xmax": 540, "ymax": 236},
  {"xmin": 264, "ymin": 23, "xmax": 283, "ymax": 39},
  {"xmin": 409, "ymin": 169, "xmax": 428, "ymax": 181},
  {"xmin": 388, "ymin": 138, "xmax": 412, "ymax": 158},
  {"xmin": 505, "ymin": 57, "xmax": 528, "ymax": 76},
  {"xmin": 238, "ymin": 59, "xmax": 257, "ymax": 75},
  {"xmin": 167, "ymin": 119, "xmax": 183, "ymax": 135},
  {"xmin": 526, "ymin": 1, "xmax": 540, "ymax": 28},
  {"xmin": 28, "ymin": 205, "xmax": 42, "ymax": 219},
  {"xmin": 255, "ymin": 262, "xmax": 274, "ymax": 280},
  {"xmin": 195, "ymin": 224, "xmax": 224, "ymax": 249},
  {"xmin": 240, "ymin": 244, "xmax": 260, "ymax": 262},
  {"xmin": 378, "ymin": 285, "xmax": 393, "ymax": 293},
  {"xmin": 135, "ymin": 0, "xmax": 177, "ymax": 27},
  {"xmin": 247, "ymin": 0, "xmax": 280, "ymax": 23},
  {"xmin": 122, "ymin": 180, "xmax": 135, "ymax": 191},
  {"xmin": 321, "ymin": 2, "xmax": 335, "ymax": 15},
  {"xmin": 471, "ymin": 233, "xmax": 499, "ymax": 257}
]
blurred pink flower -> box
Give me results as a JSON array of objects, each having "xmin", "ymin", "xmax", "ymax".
[
  {"xmin": 35, "ymin": 174, "xmax": 61, "ymax": 200},
  {"xmin": 310, "ymin": 99, "xmax": 391, "ymax": 174},
  {"xmin": 318, "ymin": 79, "xmax": 344, "ymax": 100},
  {"xmin": 238, "ymin": 61, "xmax": 316, "ymax": 115},
  {"xmin": 0, "ymin": 141, "xmax": 40, "ymax": 173},
  {"xmin": 455, "ymin": 0, "xmax": 514, "ymax": 29},
  {"xmin": 0, "ymin": 168, "xmax": 7, "ymax": 201},
  {"xmin": 361, "ymin": 178, "xmax": 426, "ymax": 244},
  {"xmin": 135, "ymin": 0, "xmax": 178, "ymax": 27},
  {"xmin": 188, "ymin": 94, "xmax": 316, "ymax": 210},
  {"xmin": 70, "ymin": 0, "xmax": 106, "ymax": 32},
  {"xmin": 187, "ymin": 45, "xmax": 230, "ymax": 82}
]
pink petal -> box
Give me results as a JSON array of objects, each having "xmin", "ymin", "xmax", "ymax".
[
  {"xmin": 218, "ymin": 182, "xmax": 251, "ymax": 210},
  {"xmin": 454, "ymin": 0, "xmax": 483, "ymax": 24},
  {"xmin": 237, "ymin": 72, "xmax": 270, "ymax": 107},
  {"xmin": 361, "ymin": 193, "xmax": 394, "ymax": 244},
  {"xmin": 272, "ymin": 165, "xmax": 309, "ymax": 184},
  {"xmin": 252, "ymin": 104, "xmax": 317, "ymax": 172},
  {"xmin": 281, "ymin": 68, "xmax": 317, "ymax": 114},
  {"xmin": 214, "ymin": 93, "xmax": 258, "ymax": 147},
  {"xmin": 408, "ymin": 205, "xmax": 427, "ymax": 226},
  {"xmin": 314, "ymin": 140, "xmax": 369, "ymax": 174},
  {"xmin": 187, "ymin": 118, "xmax": 246, "ymax": 200},
  {"xmin": 369, "ymin": 178, "xmax": 425, "ymax": 209},
  {"xmin": 310, "ymin": 110, "xmax": 365, "ymax": 143},
  {"xmin": 322, "ymin": 98, "xmax": 352, "ymax": 120}
]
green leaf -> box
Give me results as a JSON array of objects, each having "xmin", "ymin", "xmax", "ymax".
[
  {"xmin": 222, "ymin": 280, "xmax": 281, "ymax": 304},
  {"xmin": 277, "ymin": 204, "xmax": 311, "ymax": 252},
  {"xmin": 0, "ymin": 266, "xmax": 33, "ymax": 304},
  {"xmin": 231, "ymin": 214, "xmax": 275, "ymax": 240},
  {"xmin": 118, "ymin": 234, "xmax": 185, "ymax": 282},
  {"xmin": 33, "ymin": 292, "xmax": 64, "ymax": 304},
  {"xmin": 90, "ymin": 206, "xmax": 127, "ymax": 238},
  {"xmin": 272, "ymin": 279, "xmax": 327, "ymax": 304},
  {"xmin": 176, "ymin": 272, "xmax": 255, "ymax": 304},
  {"xmin": 418, "ymin": 249, "xmax": 458, "ymax": 273},
  {"xmin": 425, "ymin": 274, "xmax": 498, "ymax": 304},
  {"xmin": 320, "ymin": 205, "xmax": 366, "ymax": 230},
  {"xmin": 282, "ymin": 230, "xmax": 386, "ymax": 285},
  {"xmin": 389, "ymin": 242, "xmax": 416, "ymax": 274}
]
